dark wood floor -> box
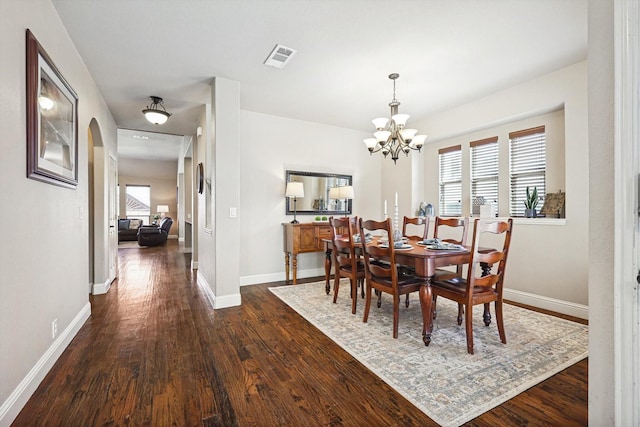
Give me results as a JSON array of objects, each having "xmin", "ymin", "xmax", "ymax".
[{"xmin": 12, "ymin": 240, "xmax": 587, "ymax": 426}]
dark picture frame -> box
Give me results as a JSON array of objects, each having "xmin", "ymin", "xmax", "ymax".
[
  {"xmin": 26, "ymin": 29, "xmax": 79, "ymax": 189},
  {"xmin": 285, "ymin": 170, "xmax": 353, "ymax": 216},
  {"xmin": 197, "ymin": 162, "xmax": 204, "ymax": 194}
]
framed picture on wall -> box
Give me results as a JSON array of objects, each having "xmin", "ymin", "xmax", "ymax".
[
  {"xmin": 197, "ymin": 162, "xmax": 204, "ymax": 194},
  {"xmin": 26, "ymin": 29, "xmax": 79, "ymax": 189}
]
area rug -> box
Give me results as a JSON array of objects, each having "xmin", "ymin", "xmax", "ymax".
[{"xmin": 269, "ymin": 280, "xmax": 588, "ymax": 427}]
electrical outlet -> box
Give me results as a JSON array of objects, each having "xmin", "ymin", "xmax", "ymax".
[{"xmin": 52, "ymin": 319, "xmax": 58, "ymax": 339}]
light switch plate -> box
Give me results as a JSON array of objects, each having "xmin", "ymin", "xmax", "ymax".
[{"xmin": 229, "ymin": 207, "xmax": 237, "ymax": 218}]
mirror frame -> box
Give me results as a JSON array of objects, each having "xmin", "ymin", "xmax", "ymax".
[{"xmin": 285, "ymin": 170, "xmax": 353, "ymax": 216}]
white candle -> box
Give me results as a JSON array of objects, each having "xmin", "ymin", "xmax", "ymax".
[
  {"xmin": 384, "ymin": 200, "xmax": 387, "ymax": 216},
  {"xmin": 395, "ymin": 192, "xmax": 398, "ymax": 207}
]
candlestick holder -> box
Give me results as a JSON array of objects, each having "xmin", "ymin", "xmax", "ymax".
[{"xmin": 392, "ymin": 205, "xmax": 402, "ymax": 243}]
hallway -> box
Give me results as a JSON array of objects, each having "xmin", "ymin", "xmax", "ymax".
[{"xmin": 12, "ymin": 241, "xmax": 587, "ymax": 426}]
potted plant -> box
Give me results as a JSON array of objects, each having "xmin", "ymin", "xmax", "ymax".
[{"xmin": 523, "ymin": 186, "xmax": 539, "ymax": 218}]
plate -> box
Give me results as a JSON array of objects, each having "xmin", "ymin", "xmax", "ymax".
[
  {"xmin": 378, "ymin": 243, "xmax": 413, "ymax": 250},
  {"xmin": 420, "ymin": 243, "xmax": 465, "ymax": 251}
]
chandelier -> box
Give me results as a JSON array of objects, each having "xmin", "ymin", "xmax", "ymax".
[
  {"xmin": 363, "ymin": 73, "xmax": 428, "ymax": 164},
  {"xmin": 142, "ymin": 96, "xmax": 171, "ymax": 125}
]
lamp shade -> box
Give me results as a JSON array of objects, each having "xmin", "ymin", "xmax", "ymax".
[
  {"xmin": 400, "ymin": 128, "xmax": 418, "ymax": 140},
  {"xmin": 144, "ymin": 110, "xmax": 170, "ymax": 125},
  {"xmin": 392, "ymin": 113, "xmax": 410, "ymax": 127},
  {"xmin": 157, "ymin": 205, "xmax": 169, "ymax": 213},
  {"xmin": 328, "ymin": 187, "xmax": 340, "ymax": 199},
  {"xmin": 285, "ymin": 182, "xmax": 304, "ymax": 198},
  {"xmin": 338, "ymin": 186, "xmax": 354, "ymax": 199}
]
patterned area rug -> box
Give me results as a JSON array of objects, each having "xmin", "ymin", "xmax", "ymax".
[{"xmin": 269, "ymin": 280, "xmax": 588, "ymax": 427}]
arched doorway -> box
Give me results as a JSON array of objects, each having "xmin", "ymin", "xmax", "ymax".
[{"xmin": 88, "ymin": 118, "xmax": 116, "ymax": 294}]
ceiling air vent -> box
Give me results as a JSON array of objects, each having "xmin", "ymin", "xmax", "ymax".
[{"xmin": 263, "ymin": 44, "xmax": 297, "ymax": 69}]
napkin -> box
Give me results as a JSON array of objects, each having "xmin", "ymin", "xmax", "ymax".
[{"xmin": 353, "ymin": 233, "xmax": 372, "ymax": 243}]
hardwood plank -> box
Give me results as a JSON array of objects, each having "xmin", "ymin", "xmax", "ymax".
[{"xmin": 11, "ymin": 241, "xmax": 587, "ymax": 426}]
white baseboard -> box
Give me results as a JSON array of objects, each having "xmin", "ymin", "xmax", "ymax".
[
  {"xmin": 191, "ymin": 260, "xmax": 198, "ymax": 270},
  {"xmin": 0, "ymin": 302, "xmax": 91, "ymax": 426},
  {"xmin": 240, "ymin": 267, "xmax": 325, "ymax": 286},
  {"xmin": 504, "ymin": 288, "xmax": 588, "ymax": 319},
  {"xmin": 92, "ymin": 277, "xmax": 113, "ymax": 295},
  {"xmin": 240, "ymin": 272, "xmax": 283, "ymax": 286},
  {"xmin": 168, "ymin": 234, "xmax": 178, "ymax": 240},
  {"xmin": 196, "ymin": 270, "xmax": 241, "ymax": 309}
]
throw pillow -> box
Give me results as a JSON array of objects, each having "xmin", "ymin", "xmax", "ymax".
[
  {"xmin": 118, "ymin": 219, "xmax": 130, "ymax": 230},
  {"xmin": 129, "ymin": 219, "xmax": 142, "ymax": 229}
]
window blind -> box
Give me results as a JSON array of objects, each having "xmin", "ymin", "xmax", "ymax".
[
  {"xmin": 470, "ymin": 137, "xmax": 499, "ymax": 215},
  {"xmin": 509, "ymin": 126, "xmax": 546, "ymax": 216},
  {"xmin": 439, "ymin": 145, "xmax": 462, "ymax": 216}
]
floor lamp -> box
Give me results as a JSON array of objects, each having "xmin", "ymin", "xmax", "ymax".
[{"xmin": 285, "ymin": 182, "xmax": 304, "ymax": 224}]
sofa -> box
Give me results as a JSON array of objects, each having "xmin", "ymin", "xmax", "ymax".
[
  {"xmin": 137, "ymin": 217, "xmax": 173, "ymax": 247},
  {"xmin": 118, "ymin": 218, "xmax": 143, "ymax": 242}
]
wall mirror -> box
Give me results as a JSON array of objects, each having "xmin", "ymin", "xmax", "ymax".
[{"xmin": 285, "ymin": 170, "xmax": 353, "ymax": 216}]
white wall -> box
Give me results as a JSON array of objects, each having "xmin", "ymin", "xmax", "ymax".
[
  {"xmin": 238, "ymin": 110, "xmax": 378, "ymax": 285},
  {"xmin": 410, "ymin": 62, "xmax": 589, "ymax": 313},
  {"xmin": 0, "ymin": 0, "xmax": 117, "ymax": 423},
  {"xmin": 213, "ymin": 77, "xmax": 241, "ymax": 306}
]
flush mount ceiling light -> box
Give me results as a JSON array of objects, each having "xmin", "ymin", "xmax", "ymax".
[
  {"xmin": 363, "ymin": 73, "xmax": 428, "ymax": 164},
  {"xmin": 142, "ymin": 96, "xmax": 171, "ymax": 125}
]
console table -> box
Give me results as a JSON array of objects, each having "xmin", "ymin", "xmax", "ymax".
[{"xmin": 282, "ymin": 222, "xmax": 332, "ymax": 284}]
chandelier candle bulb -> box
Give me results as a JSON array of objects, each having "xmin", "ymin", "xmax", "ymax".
[
  {"xmin": 384, "ymin": 200, "xmax": 387, "ymax": 218},
  {"xmin": 395, "ymin": 192, "xmax": 398, "ymax": 207}
]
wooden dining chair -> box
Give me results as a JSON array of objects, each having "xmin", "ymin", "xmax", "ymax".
[
  {"xmin": 430, "ymin": 218, "xmax": 513, "ymax": 354},
  {"xmin": 432, "ymin": 216, "xmax": 470, "ymax": 281},
  {"xmin": 433, "ymin": 216, "xmax": 469, "ymax": 246},
  {"xmin": 358, "ymin": 218, "xmax": 423, "ymax": 338},
  {"xmin": 402, "ymin": 216, "xmax": 430, "ymax": 241},
  {"xmin": 330, "ymin": 216, "xmax": 365, "ymax": 314}
]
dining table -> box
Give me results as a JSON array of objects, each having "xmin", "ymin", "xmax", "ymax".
[{"xmin": 323, "ymin": 236, "xmax": 476, "ymax": 346}]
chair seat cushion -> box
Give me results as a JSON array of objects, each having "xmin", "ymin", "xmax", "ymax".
[
  {"xmin": 371, "ymin": 274, "xmax": 423, "ymax": 290},
  {"xmin": 432, "ymin": 277, "xmax": 494, "ymax": 295}
]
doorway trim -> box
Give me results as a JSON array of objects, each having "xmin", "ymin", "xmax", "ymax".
[{"xmin": 614, "ymin": 0, "xmax": 639, "ymax": 424}]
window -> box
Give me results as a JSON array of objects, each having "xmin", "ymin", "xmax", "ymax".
[
  {"xmin": 470, "ymin": 137, "xmax": 499, "ymax": 215},
  {"xmin": 439, "ymin": 145, "xmax": 462, "ymax": 216},
  {"xmin": 509, "ymin": 126, "xmax": 546, "ymax": 216},
  {"xmin": 125, "ymin": 185, "xmax": 151, "ymax": 224}
]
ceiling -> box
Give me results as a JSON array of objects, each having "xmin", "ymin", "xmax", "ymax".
[{"xmin": 52, "ymin": 0, "xmax": 587, "ymax": 160}]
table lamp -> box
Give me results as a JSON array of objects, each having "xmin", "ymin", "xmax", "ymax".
[
  {"xmin": 337, "ymin": 185, "xmax": 354, "ymax": 216},
  {"xmin": 328, "ymin": 187, "xmax": 340, "ymax": 211},
  {"xmin": 157, "ymin": 205, "xmax": 169, "ymax": 218},
  {"xmin": 285, "ymin": 182, "xmax": 304, "ymax": 224}
]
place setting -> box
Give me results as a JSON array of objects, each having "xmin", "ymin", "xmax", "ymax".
[{"xmin": 416, "ymin": 238, "xmax": 466, "ymax": 251}]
